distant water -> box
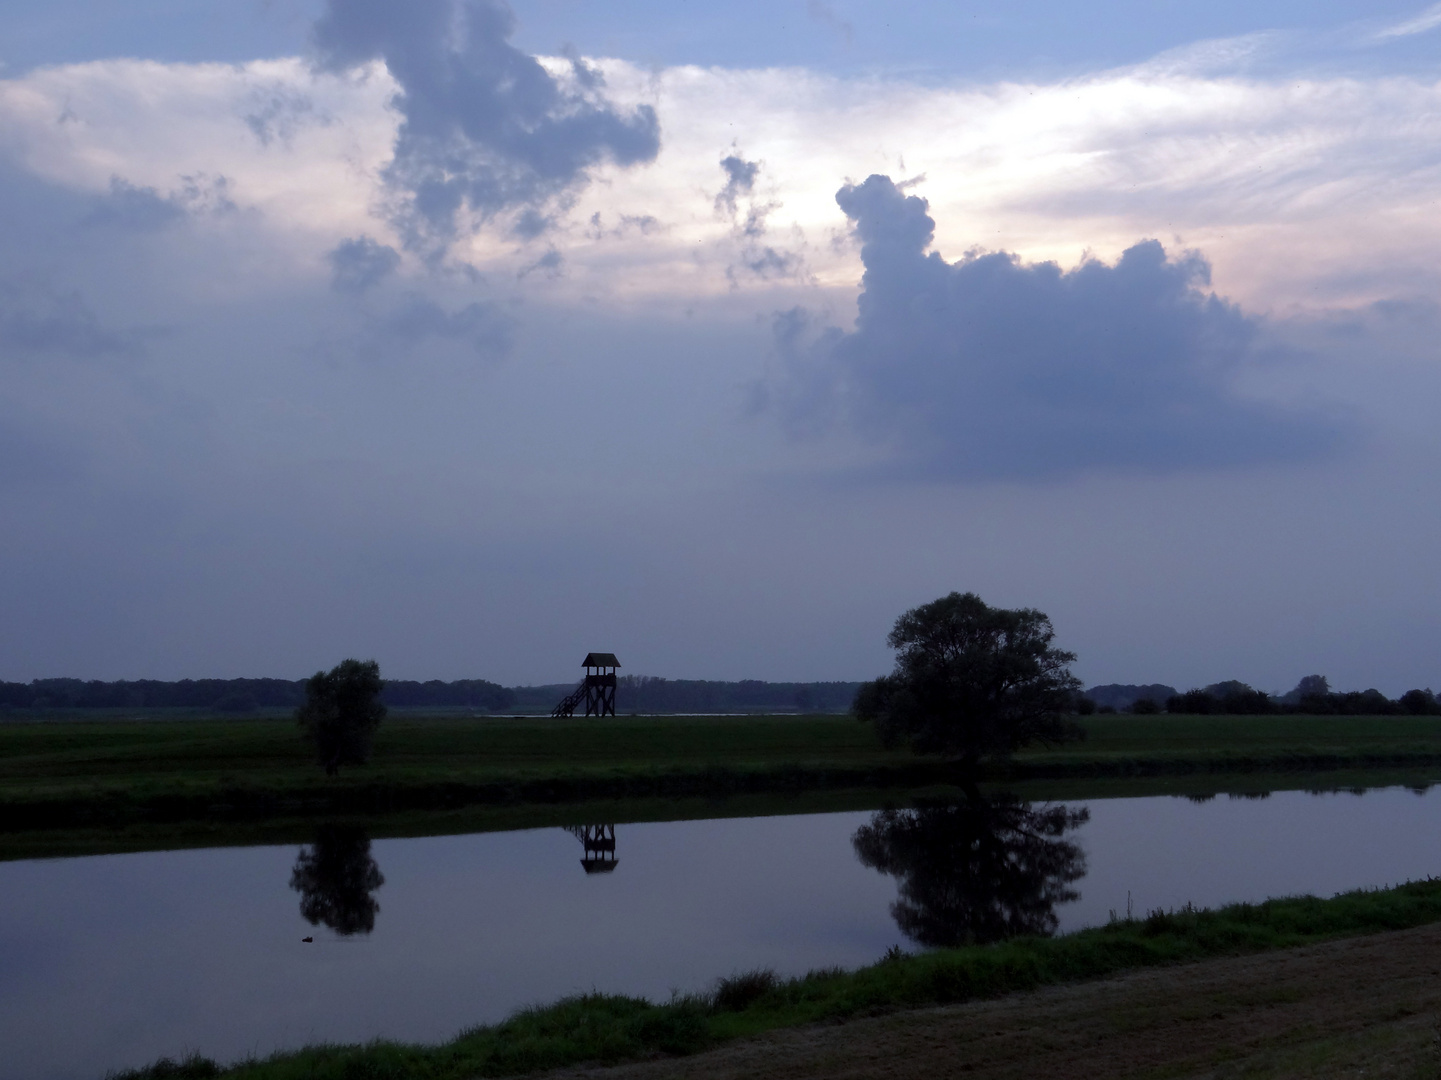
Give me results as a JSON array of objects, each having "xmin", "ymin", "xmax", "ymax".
[{"xmin": 3, "ymin": 785, "xmax": 1440, "ymax": 1080}]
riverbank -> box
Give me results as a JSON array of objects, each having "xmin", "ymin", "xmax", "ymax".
[
  {"xmin": 6, "ymin": 713, "xmax": 1441, "ymax": 839},
  {"xmin": 541, "ymin": 918, "xmax": 1441, "ymax": 1080},
  {"xmin": 6, "ymin": 763, "xmax": 1441, "ymax": 863},
  {"xmin": 113, "ymin": 877, "xmax": 1441, "ymax": 1079}
]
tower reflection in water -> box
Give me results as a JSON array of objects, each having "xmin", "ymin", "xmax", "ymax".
[
  {"xmin": 289, "ymin": 824, "xmax": 386, "ymax": 936},
  {"xmin": 565, "ymin": 824, "xmax": 619, "ymax": 873},
  {"xmin": 853, "ymin": 792, "xmax": 1088, "ymax": 947}
]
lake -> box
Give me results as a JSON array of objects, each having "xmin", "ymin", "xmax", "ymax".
[{"xmin": 4, "ymin": 784, "xmax": 1440, "ymax": 1080}]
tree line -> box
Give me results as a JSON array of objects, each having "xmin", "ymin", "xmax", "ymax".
[
  {"xmin": 0, "ymin": 675, "xmax": 864, "ymax": 715},
  {"xmin": 1081, "ymin": 675, "xmax": 1441, "ymax": 716},
  {"xmin": 596, "ymin": 676, "xmax": 862, "ymax": 714},
  {"xmin": 0, "ymin": 676, "xmax": 514, "ymax": 713},
  {"xmin": 850, "ymin": 590, "xmax": 1441, "ymax": 778}
]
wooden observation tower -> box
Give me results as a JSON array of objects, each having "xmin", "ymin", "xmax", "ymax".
[{"xmin": 552, "ymin": 653, "xmax": 620, "ymax": 717}]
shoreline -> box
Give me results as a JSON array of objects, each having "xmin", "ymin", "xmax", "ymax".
[
  {"xmin": 6, "ymin": 763, "xmax": 1441, "ymax": 863},
  {"xmin": 8, "ymin": 712, "xmax": 1441, "ymax": 853},
  {"xmin": 8, "ymin": 750, "xmax": 1441, "ymax": 827},
  {"xmin": 111, "ymin": 878, "xmax": 1441, "ymax": 1080}
]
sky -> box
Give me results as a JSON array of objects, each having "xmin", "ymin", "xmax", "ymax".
[{"xmin": 1, "ymin": 0, "xmax": 1439, "ymax": 693}]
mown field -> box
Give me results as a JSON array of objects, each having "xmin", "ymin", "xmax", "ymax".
[{"xmin": 5, "ymin": 713, "xmax": 1441, "ymax": 845}]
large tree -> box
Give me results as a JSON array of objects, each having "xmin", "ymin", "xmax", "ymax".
[
  {"xmin": 296, "ymin": 658, "xmax": 386, "ymax": 775},
  {"xmin": 853, "ymin": 592, "xmax": 1082, "ymax": 765}
]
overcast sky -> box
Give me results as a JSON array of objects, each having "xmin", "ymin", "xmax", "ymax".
[{"xmin": 2, "ymin": 0, "xmax": 1439, "ymax": 692}]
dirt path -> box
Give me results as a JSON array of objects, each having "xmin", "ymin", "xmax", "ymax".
[{"xmin": 543, "ymin": 924, "xmax": 1441, "ymax": 1080}]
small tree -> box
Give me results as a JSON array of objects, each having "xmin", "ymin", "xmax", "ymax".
[
  {"xmin": 297, "ymin": 658, "xmax": 386, "ymax": 775},
  {"xmin": 854, "ymin": 592, "xmax": 1082, "ymax": 766}
]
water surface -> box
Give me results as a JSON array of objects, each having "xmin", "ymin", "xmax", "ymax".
[{"xmin": 3, "ymin": 785, "xmax": 1439, "ymax": 1080}]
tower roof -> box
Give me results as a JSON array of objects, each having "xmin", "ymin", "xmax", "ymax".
[{"xmin": 583, "ymin": 652, "xmax": 621, "ymax": 668}]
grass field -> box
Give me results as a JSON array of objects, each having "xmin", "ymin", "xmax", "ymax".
[
  {"xmin": 5, "ymin": 713, "xmax": 1441, "ymax": 844},
  {"xmin": 112, "ymin": 877, "xmax": 1441, "ymax": 1080}
]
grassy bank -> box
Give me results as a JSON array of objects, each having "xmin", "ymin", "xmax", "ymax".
[
  {"xmin": 114, "ymin": 876, "xmax": 1441, "ymax": 1080},
  {"xmin": 7, "ymin": 713, "xmax": 1441, "ymax": 836},
  {"xmin": 8, "ymin": 763, "xmax": 1441, "ymax": 863}
]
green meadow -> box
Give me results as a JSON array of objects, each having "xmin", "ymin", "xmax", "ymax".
[{"xmin": 4, "ymin": 712, "xmax": 1441, "ymax": 856}]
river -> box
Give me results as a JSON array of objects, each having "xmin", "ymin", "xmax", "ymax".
[{"xmin": 3, "ymin": 784, "xmax": 1439, "ymax": 1079}]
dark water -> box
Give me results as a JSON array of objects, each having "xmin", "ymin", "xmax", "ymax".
[{"xmin": 4, "ymin": 786, "xmax": 1441, "ymax": 1080}]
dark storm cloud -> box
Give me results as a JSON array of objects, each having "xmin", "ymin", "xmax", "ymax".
[
  {"xmin": 328, "ymin": 236, "xmax": 401, "ymax": 293},
  {"xmin": 770, "ymin": 174, "xmax": 1346, "ymax": 479},
  {"xmin": 311, "ymin": 0, "xmax": 660, "ymax": 250}
]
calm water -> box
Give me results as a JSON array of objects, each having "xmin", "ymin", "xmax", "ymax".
[{"xmin": 4, "ymin": 786, "xmax": 1441, "ymax": 1080}]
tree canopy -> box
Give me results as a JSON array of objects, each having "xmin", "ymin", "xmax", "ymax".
[
  {"xmin": 296, "ymin": 658, "xmax": 386, "ymax": 775},
  {"xmin": 853, "ymin": 591, "xmax": 1082, "ymax": 764}
]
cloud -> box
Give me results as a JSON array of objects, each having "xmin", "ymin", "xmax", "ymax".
[
  {"xmin": 243, "ymin": 86, "xmax": 320, "ymax": 147},
  {"xmin": 310, "ymin": 0, "xmax": 660, "ymax": 251},
  {"xmin": 768, "ymin": 175, "xmax": 1346, "ymax": 480},
  {"xmin": 1374, "ymin": 2, "xmax": 1441, "ymax": 39},
  {"xmin": 83, "ymin": 174, "xmax": 236, "ymax": 233},
  {"xmin": 585, "ymin": 212, "xmax": 664, "ymax": 240},
  {"xmin": 328, "ymin": 235, "xmax": 401, "ymax": 293},
  {"xmin": 7, "ymin": 51, "xmax": 1441, "ymax": 307},
  {"xmin": 0, "ymin": 406, "xmax": 86, "ymax": 489},
  {"xmin": 0, "ymin": 280, "xmax": 127, "ymax": 358},
  {"xmin": 735, "ymin": 246, "xmax": 803, "ymax": 281},
  {"xmin": 517, "ymin": 249, "xmax": 563, "ymax": 279},
  {"xmin": 377, "ymin": 294, "xmax": 513, "ymax": 357},
  {"xmin": 83, "ymin": 177, "xmax": 186, "ymax": 231},
  {"xmin": 713, "ymin": 152, "xmax": 805, "ymax": 285},
  {"xmin": 715, "ymin": 153, "xmax": 760, "ymax": 216}
]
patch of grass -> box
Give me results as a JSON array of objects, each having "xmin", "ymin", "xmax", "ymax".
[
  {"xmin": 118, "ymin": 877, "xmax": 1441, "ymax": 1080},
  {"xmin": 1009, "ymin": 714, "xmax": 1441, "ymax": 780},
  {"xmin": 109, "ymin": 1055, "xmax": 221, "ymax": 1079},
  {"xmin": 713, "ymin": 969, "xmax": 781, "ymax": 1012}
]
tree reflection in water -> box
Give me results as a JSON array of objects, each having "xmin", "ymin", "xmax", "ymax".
[
  {"xmin": 852, "ymin": 792, "xmax": 1088, "ymax": 947},
  {"xmin": 289, "ymin": 824, "xmax": 385, "ymax": 936}
]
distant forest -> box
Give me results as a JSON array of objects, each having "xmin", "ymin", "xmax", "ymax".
[
  {"xmin": 0, "ymin": 677, "xmax": 515, "ymax": 714},
  {"xmin": 1083, "ymin": 677, "xmax": 1441, "ymax": 716},
  {"xmin": 510, "ymin": 676, "xmax": 864, "ymax": 714},
  {"xmin": 0, "ymin": 674, "xmax": 864, "ymax": 715},
  {"xmin": 3, "ymin": 672, "xmax": 1434, "ymax": 717}
]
